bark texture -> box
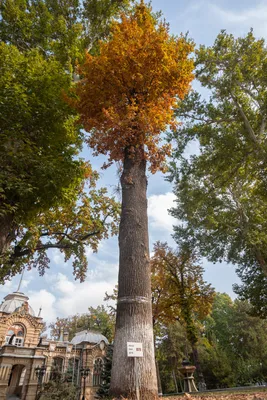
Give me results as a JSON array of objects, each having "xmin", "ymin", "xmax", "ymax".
[
  {"xmin": 110, "ymin": 147, "xmax": 158, "ymax": 399},
  {"xmin": 0, "ymin": 214, "xmax": 15, "ymax": 260}
]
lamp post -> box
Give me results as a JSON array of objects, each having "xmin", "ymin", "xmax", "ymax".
[
  {"xmin": 35, "ymin": 364, "xmax": 46, "ymax": 399},
  {"xmin": 80, "ymin": 367, "xmax": 90, "ymax": 400}
]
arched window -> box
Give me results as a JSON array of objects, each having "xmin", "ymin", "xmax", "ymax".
[
  {"xmin": 5, "ymin": 324, "xmax": 25, "ymax": 347},
  {"xmin": 67, "ymin": 358, "xmax": 79, "ymax": 384},
  {"xmin": 93, "ymin": 358, "xmax": 103, "ymax": 387}
]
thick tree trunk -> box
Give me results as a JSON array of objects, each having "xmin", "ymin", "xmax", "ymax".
[
  {"xmin": 191, "ymin": 345, "xmax": 206, "ymax": 391},
  {"xmin": 0, "ymin": 213, "xmax": 15, "ymax": 259},
  {"xmin": 110, "ymin": 147, "xmax": 158, "ymax": 399}
]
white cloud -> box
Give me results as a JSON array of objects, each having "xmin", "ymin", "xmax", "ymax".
[
  {"xmin": 211, "ymin": 2, "xmax": 267, "ymax": 23},
  {"xmin": 28, "ymin": 289, "xmax": 57, "ymax": 323},
  {"xmin": 56, "ymin": 279, "xmax": 116, "ymax": 317},
  {"xmin": 55, "ymin": 273, "xmax": 76, "ymax": 295},
  {"xmin": 0, "ymin": 279, "xmax": 14, "ymax": 295},
  {"xmin": 28, "ymin": 269, "xmax": 118, "ymax": 324},
  {"xmin": 51, "ymin": 249, "xmax": 65, "ymax": 266},
  {"xmin": 21, "ymin": 276, "xmax": 33, "ymax": 290},
  {"xmin": 210, "ymin": 2, "xmax": 267, "ymax": 38},
  {"xmin": 148, "ymin": 192, "xmax": 176, "ymax": 233}
]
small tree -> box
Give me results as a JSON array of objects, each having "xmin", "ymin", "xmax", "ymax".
[
  {"xmin": 151, "ymin": 242, "xmax": 215, "ymax": 385},
  {"xmin": 97, "ymin": 344, "xmax": 114, "ymax": 399}
]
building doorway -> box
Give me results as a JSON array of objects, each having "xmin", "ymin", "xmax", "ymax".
[{"xmin": 6, "ymin": 364, "xmax": 26, "ymax": 399}]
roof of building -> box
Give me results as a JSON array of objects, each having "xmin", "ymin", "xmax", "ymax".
[
  {"xmin": 0, "ymin": 291, "xmax": 35, "ymax": 316},
  {"xmin": 71, "ymin": 330, "xmax": 109, "ymax": 346}
]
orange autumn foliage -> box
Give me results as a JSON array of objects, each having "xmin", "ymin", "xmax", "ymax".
[{"xmin": 72, "ymin": 2, "xmax": 194, "ymax": 172}]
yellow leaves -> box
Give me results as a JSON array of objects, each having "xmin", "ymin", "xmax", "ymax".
[
  {"xmin": 71, "ymin": 3, "xmax": 194, "ymax": 172},
  {"xmin": 151, "ymin": 242, "xmax": 215, "ymax": 327}
]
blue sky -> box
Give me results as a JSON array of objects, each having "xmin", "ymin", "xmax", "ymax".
[{"xmin": 1, "ymin": 0, "xmax": 267, "ymax": 326}]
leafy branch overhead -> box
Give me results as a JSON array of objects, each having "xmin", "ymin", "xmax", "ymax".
[
  {"xmin": 1, "ymin": 176, "xmax": 120, "ymax": 284},
  {"xmin": 0, "ymin": 0, "xmax": 127, "ymax": 280}
]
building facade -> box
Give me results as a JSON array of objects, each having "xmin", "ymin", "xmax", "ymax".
[{"xmin": 0, "ymin": 290, "xmax": 108, "ymax": 400}]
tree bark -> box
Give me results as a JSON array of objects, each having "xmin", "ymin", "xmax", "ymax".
[
  {"xmin": 0, "ymin": 213, "xmax": 16, "ymax": 259},
  {"xmin": 110, "ymin": 147, "xmax": 158, "ymax": 399},
  {"xmin": 191, "ymin": 345, "xmax": 206, "ymax": 390}
]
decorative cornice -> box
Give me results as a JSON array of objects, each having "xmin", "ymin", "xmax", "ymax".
[{"xmin": 0, "ymin": 312, "xmax": 43, "ymax": 329}]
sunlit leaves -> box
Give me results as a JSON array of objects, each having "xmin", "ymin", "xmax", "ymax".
[
  {"xmin": 72, "ymin": 3, "xmax": 194, "ymax": 172},
  {"xmin": 0, "ymin": 175, "xmax": 120, "ymax": 283},
  {"xmin": 151, "ymin": 242, "xmax": 215, "ymax": 343}
]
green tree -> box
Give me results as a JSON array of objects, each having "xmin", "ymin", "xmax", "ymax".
[
  {"xmin": 197, "ymin": 339, "xmax": 235, "ymax": 389},
  {"xmin": 202, "ymin": 293, "xmax": 267, "ymax": 386},
  {"xmin": 0, "ymin": 0, "xmax": 132, "ymax": 64},
  {"xmin": 97, "ymin": 344, "xmax": 114, "ymax": 399},
  {"xmin": 233, "ymin": 264, "xmax": 267, "ymax": 318},
  {"xmin": 169, "ymin": 30, "xmax": 267, "ymax": 277},
  {"xmin": 156, "ymin": 322, "xmax": 188, "ymax": 394},
  {"xmin": 49, "ymin": 305, "xmax": 115, "ymax": 342},
  {"xmin": 0, "ymin": 0, "xmax": 130, "ymax": 280}
]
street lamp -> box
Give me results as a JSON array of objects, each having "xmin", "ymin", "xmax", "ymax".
[
  {"xmin": 80, "ymin": 367, "xmax": 90, "ymax": 400},
  {"xmin": 35, "ymin": 364, "xmax": 46, "ymax": 399}
]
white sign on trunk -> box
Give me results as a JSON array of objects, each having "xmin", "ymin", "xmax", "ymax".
[{"xmin": 127, "ymin": 342, "xmax": 143, "ymax": 357}]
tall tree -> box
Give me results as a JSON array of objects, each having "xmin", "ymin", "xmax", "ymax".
[
  {"xmin": 168, "ymin": 30, "xmax": 267, "ymax": 277},
  {"xmin": 71, "ymin": 3, "xmax": 194, "ymax": 398},
  {"xmin": 0, "ymin": 0, "xmax": 129, "ymax": 280}
]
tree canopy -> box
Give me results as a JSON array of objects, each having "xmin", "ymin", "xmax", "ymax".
[
  {"xmin": 49, "ymin": 305, "xmax": 115, "ymax": 342},
  {"xmin": 0, "ymin": 0, "xmax": 129, "ymax": 280},
  {"xmin": 156, "ymin": 293, "xmax": 267, "ymax": 391},
  {"xmin": 0, "ymin": 0, "xmax": 132, "ymax": 63},
  {"xmin": 233, "ymin": 263, "xmax": 267, "ymax": 318},
  {"xmin": 151, "ymin": 242, "xmax": 215, "ymax": 332},
  {"xmin": 71, "ymin": 1, "xmax": 194, "ymax": 172},
  {"xmin": 169, "ymin": 30, "xmax": 267, "ymax": 276}
]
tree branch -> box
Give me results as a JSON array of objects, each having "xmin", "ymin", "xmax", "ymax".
[{"xmin": 231, "ymin": 94, "xmax": 260, "ymax": 147}]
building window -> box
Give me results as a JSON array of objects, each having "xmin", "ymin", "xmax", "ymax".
[
  {"xmin": 52, "ymin": 357, "xmax": 64, "ymax": 372},
  {"xmin": 93, "ymin": 358, "xmax": 103, "ymax": 387},
  {"xmin": 14, "ymin": 338, "xmax": 24, "ymax": 347},
  {"xmin": 66, "ymin": 358, "xmax": 79, "ymax": 384},
  {"xmin": 50, "ymin": 357, "xmax": 64, "ymax": 381},
  {"xmin": 5, "ymin": 324, "xmax": 25, "ymax": 346}
]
